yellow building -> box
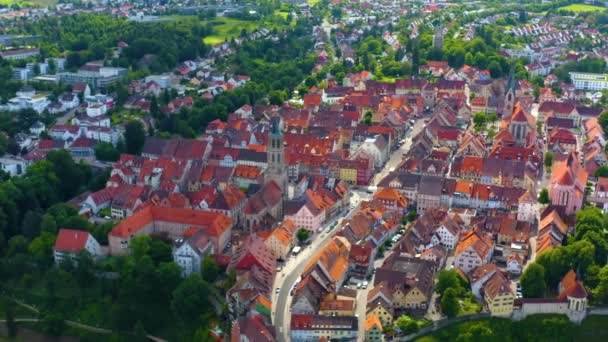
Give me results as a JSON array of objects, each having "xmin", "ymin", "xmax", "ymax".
[
  {"xmin": 366, "ymin": 301, "xmax": 393, "ymax": 327},
  {"xmin": 483, "ymin": 272, "xmax": 515, "ymax": 316},
  {"xmin": 339, "ymin": 167, "xmax": 357, "ymax": 184}
]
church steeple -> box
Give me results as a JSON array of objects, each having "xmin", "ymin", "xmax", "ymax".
[
  {"xmin": 266, "ymin": 116, "xmax": 288, "ymax": 199},
  {"xmin": 503, "ymin": 63, "xmax": 517, "ymax": 118}
]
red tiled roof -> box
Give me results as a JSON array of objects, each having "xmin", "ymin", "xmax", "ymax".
[{"xmin": 54, "ymin": 228, "xmax": 90, "ymax": 253}]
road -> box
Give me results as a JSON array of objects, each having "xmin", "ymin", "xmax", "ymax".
[
  {"xmin": 55, "ymin": 108, "xmax": 78, "ymax": 125},
  {"xmin": 273, "ymin": 201, "xmax": 364, "ymax": 341},
  {"xmin": 275, "ymin": 118, "xmax": 426, "ymax": 341},
  {"xmin": 371, "ymin": 118, "xmax": 426, "ymax": 187}
]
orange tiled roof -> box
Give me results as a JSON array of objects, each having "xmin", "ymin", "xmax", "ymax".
[
  {"xmin": 304, "ymin": 236, "xmax": 351, "ymax": 283},
  {"xmin": 455, "ymin": 229, "xmax": 493, "ymax": 260},
  {"xmin": 109, "ymin": 206, "xmax": 233, "ymax": 238},
  {"xmin": 365, "ymin": 314, "xmax": 383, "ymax": 331}
]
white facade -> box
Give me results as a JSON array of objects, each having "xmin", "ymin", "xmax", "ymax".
[
  {"xmin": 455, "ymin": 246, "xmax": 491, "ymax": 273},
  {"xmin": 53, "ymin": 233, "xmax": 102, "ymax": 264},
  {"xmin": 570, "ymin": 72, "xmax": 608, "ymax": 91},
  {"xmin": 435, "ymin": 225, "xmax": 458, "ymax": 249},
  {"xmin": 285, "ymin": 204, "xmax": 324, "ymax": 232},
  {"xmin": 173, "ymin": 242, "xmax": 214, "ymax": 276},
  {"xmin": 0, "ymin": 156, "xmax": 29, "ymax": 176},
  {"xmin": 86, "ymin": 103, "xmax": 108, "ymax": 117},
  {"xmin": 517, "ymin": 200, "xmax": 537, "ymax": 223},
  {"xmin": 507, "ymin": 259, "xmax": 522, "ymax": 275}
]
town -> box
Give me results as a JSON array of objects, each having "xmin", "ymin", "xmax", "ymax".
[{"xmin": 0, "ymin": 0, "xmax": 608, "ymax": 341}]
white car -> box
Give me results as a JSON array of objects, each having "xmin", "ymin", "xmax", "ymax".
[
  {"xmin": 357, "ymin": 282, "xmax": 362, "ymax": 289},
  {"xmin": 362, "ymin": 281, "xmax": 368, "ymax": 289},
  {"xmin": 276, "ymin": 288, "xmax": 280, "ymax": 294}
]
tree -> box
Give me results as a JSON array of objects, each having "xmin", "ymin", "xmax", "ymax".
[
  {"xmin": 473, "ymin": 112, "xmax": 486, "ymax": 129},
  {"xmin": 171, "ymin": 274, "xmax": 218, "ymax": 333},
  {"xmin": 296, "ymin": 228, "xmax": 310, "ymax": 243},
  {"xmin": 133, "ymin": 320, "xmax": 147, "ymax": 342},
  {"xmin": 544, "ymin": 151, "xmax": 554, "ymax": 168},
  {"xmin": 436, "ymin": 270, "xmax": 464, "ymax": 297},
  {"xmin": 593, "ymin": 264, "xmax": 608, "ymax": 304},
  {"xmin": 488, "ymin": 61, "xmax": 502, "ymax": 78},
  {"xmin": 395, "ymin": 315, "xmax": 420, "ymax": 334},
  {"xmin": 440, "ymin": 288, "xmax": 460, "ymax": 318},
  {"xmin": 521, "ymin": 263, "xmax": 546, "ymax": 298},
  {"xmin": 538, "ymin": 188, "xmax": 549, "ymax": 204},
  {"xmin": 5, "ymin": 302, "xmax": 17, "ymax": 338},
  {"xmin": 42, "ymin": 313, "xmax": 65, "ymax": 336},
  {"xmin": 125, "ymin": 121, "xmax": 146, "ymax": 155},
  {"xmin": 595, "ymin": 166, "xmax": 608, "ymax": 178},
  {"xmin": 201, "ymin": 255, "xmax": 221, "ymax": 283},
  {"xmin": 21, "ymin": 209, "xmax": 42, "ymax": 238},
  {"xmin": 407, "ymin": 209, "xmax": 417, "ymax": 222},
  {"xmin": 95, "ymin": 142, "xmax": 121, "ymax": 162}
]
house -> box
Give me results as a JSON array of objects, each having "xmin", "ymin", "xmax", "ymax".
[
  {"xmin": 53, "ymin": 228, "xmax": 103, "ymax": 264},
  {"xmin": 262, "ymin": 219, "xmax": 297, "ymax": 260},
  {"xmin": 517, "ymin": 190, "xmax": 537, "ymax": 223},
  {"xmin": 454, "ymin": 229, "xmax": 494, "ymax": 273},
  {"xmin": 230, "ymin": 314, "xmax": 275, "ymax": 342},
  {"xmin": 290, "ymin": 315, "xmax": 358, "ymax": 342},
  {"xmin": 318, "ymin": 298, "xmax": 355, "ymax": 316},
  {"xmin": 367, "ymin": 284, "xmax": 394, "ymax": 326},
  {"xmin": 29, "ymin": 121, "xmax": 45, "ymax": 136},
  {"xmin": 303, "ymin": 236, "xmax": 351, "ymax": 288},
  {"xmin": 373, "ymin": 188, "xmax": 409, "ymax": 212},
  {"xmin": 506, "ymin": 253, "xmax": 523, "ymax": 275},
  {"xmin": 365, "ymin": 314, "xmax": 384, "ymax": 342},
  {"xmin": 483, "ymin": 271, "xmax": 515, "ymax": 316},
  {"xmin": 229, "ymin": 234, "xmax": 277, "ymax": 294},
  {"xmin": 108, "ymin": 206, "xmax": 233, "ymax": 255},
  {"xmin": 172, "ymin": 230, "xmax": 215, "ymax": 276},
  {"xmin": 284, "ymin": 199, "xmax": 325, "ymax": 233},
  {"xmin": 0, "ymin": 156, "xmax": 29, "ymax": 176},
  {"xmin": 468, "ymin": 264, "xmax": 499, "ymax": 299},
  {"xmin": 373, "ymin": 253, "xmax": 435, "ymax": 309}
]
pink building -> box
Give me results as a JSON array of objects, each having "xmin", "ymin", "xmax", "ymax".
[{"xmin": 549, "ymin": 153, "xmax": 587, "ymax": 215}]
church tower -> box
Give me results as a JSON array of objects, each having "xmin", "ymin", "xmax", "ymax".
[
  {"xmin": 266, "ymin": 116, "xmax": 288, "ymax": 199},
  {"xmin": 503, "ymin": 64, "xmax": 517, "ymax": 118}
]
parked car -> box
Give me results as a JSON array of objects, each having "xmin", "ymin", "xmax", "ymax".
[
  {"xmin": 357, "ymin": 282, "xmax": 362, "ymax": 289},
  {"xmin": 362, "ymin": 281, "xmax": 368, "ymax": 289}
]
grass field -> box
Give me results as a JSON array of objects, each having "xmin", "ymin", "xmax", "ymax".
[
  {"xmin": 559, "ymin": 4, "xmax": 606, "ymax": 12},
  {"xmin": 203, "ymin": 18, "xmax": 263, "ymax": 45},
  {"xmin": 0, "ymin": 0, "xmax": 56, "ymax": 7}
]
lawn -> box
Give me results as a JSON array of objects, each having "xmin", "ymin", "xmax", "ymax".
[
  {"xmin": 202, "ymin": 17, "xmax": 272, "ymax": 45},
  {"xmin": 0, "ymin": 0, "xmax": 56, "ymax": 6},
  {"xmin": 459, "ymin": 298, "xmax": 482, "ymax": 315},
  {"xmin": 559, "ymin": 4, "xmax": 606, "ymax": 13}
]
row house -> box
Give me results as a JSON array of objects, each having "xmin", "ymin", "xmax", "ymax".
[{"xmin": 373, "ymin": 253, "xmax": 436, "ymax": 310}]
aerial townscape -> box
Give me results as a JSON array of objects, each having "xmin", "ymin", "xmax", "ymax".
[{"xmin": 2, "ymin": 0, "xmax": 608, "ymax": 341}]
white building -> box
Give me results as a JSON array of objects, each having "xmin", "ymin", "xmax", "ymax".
[
  {"xmin": 173, "ymin": 232, "xmax": 215, "ymax": 276},
  {"xmin": 0, "ymin": 156, "xmax": 29, "ymax": 176},
  {"xmin": 6, "ymin": 87, "xmax": 50, "ymax": 113},
  {"xmin": 570, "ymin": 72, "xmax": 608, "ymax": 91},
  {"xmin": 53, "ymin": 229, "xmax": 103, "ymax": 264}
]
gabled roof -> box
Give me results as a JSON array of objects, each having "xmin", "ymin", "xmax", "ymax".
[
  {"xmin": 558, "ymin": 270, "xmax": 587, "ymax": 299},
  {"xmin": 54, "ymin": 228, "xmax": 91, "ymax": 253},
  {"xmin": 455, "ymin": 229, "xmax": 493, "ymax": 260}
]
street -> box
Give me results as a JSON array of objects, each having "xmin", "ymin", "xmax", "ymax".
[{"xmin": 274, "ymin": 117, "xmax": 426, "ymax": 341}]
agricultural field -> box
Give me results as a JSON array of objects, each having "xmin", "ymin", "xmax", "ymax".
[
  {"xmin": 201, "ymin": 15, "xmax": 294, "ymax": 45},
  {"xmin": 0, "ymin": 0, "xmax": 56, "ymax": 7},
  {"xmin": 559, "ymin": 4, "xmax": 606, "ymax": 13}
]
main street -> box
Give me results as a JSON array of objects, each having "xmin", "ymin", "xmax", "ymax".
[{"xmin": 273, "ymin": 117, "xmax": 426, "ymax": 341}]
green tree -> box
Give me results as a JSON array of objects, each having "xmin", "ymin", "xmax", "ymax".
[
  {"xmin": 407, "ymin": 209, "xmax": 417, "ymax": 222},
  {"xmin": 440, "ymin": 288, "xmax": 460, "ymax": 317},
  {"xmin": 133, "ymin": 320, "xmax": 147, "ymax": 342},
  {"xmin": 95, "ymin": 142, "xmax": 121, "ymax": 162},
  {"xmin": 395, "ymin": 315, "xmax": 420, "ymax": 334},
  {"xmin": 201, "ymin": 255, "xmax": 221, "ymax": 283},
  {"xmin": 42, "ymin": 313, "xmax": 65, "ymax": 337},
  {"xmin": 593, "ymin": 264, "xmax": 608, "ymax": 304},
  {"xmin": 21, "ymin": 209, "xmax": 42, "ymax": 238},
  {"xmin": 296, "ymin": 228, "xmax": 310, "ymax": 243},
  {"xmin": 544, "ymin": 151, "xmax": 554, "ymax": 168},
  {"xmin": 595, "ymin": 166, "xmax": 608, "ymax": 178},
  {"xmin": 538, "ymin": 188, "xmax": 549, "ymax": 204},
  {"xmin": 5, "ymin": 302, "xmax": 17, "ymax": 338},
  {"xmin": 171, "ymin": 274, "xmax": 218, "ymax": 334},
  {"xmin": 521, "ymin": 263, "xmax": 546, "ymax": 298},
  {"xmin": 125, "ymin": 121, "xmax": 146, "ymax": 155},
  {"xmin": 436, "ymin": 270, "xmax": 464, "ymax": 297}
]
